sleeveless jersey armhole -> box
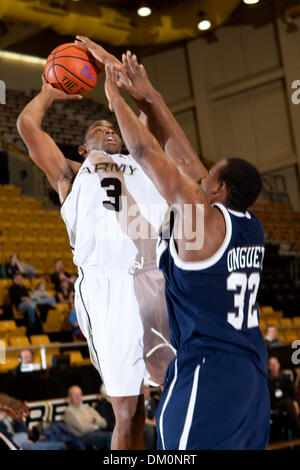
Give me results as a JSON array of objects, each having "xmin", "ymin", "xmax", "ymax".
[{"xmin": 169, "ymin": 203, "xmax": 232, "ymax": 271}]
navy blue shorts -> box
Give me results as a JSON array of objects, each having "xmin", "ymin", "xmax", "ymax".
[{"xmin": 156, "ymin": 347, "xmax": 270, "ymax": 450}]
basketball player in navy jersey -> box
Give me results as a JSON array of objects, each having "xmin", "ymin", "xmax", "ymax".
[{"xmin": 104, "ymin": 61, "xmax": 270, "ymax": 450}]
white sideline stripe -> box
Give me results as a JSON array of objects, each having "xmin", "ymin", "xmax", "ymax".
[
  {"xmin": 159, "ymin": 359, "xmax": 178, "ymax": 450},
  {"xmin": 178, "ymin": 363, "xmax": 201, "ymax": 450},
  {"xmin": 0, "ymin": 432, "xmax": 18, "ymax": 450}
]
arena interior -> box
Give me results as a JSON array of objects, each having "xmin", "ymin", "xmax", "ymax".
[{"xmin": 1, "ymin": 0, "xmax": 300, "ymax": 452}]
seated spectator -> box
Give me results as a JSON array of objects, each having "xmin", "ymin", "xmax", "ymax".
[
  {"xmin": 56, "ymin": 279, "xmax": 74, "ymax": 305},
  {"xmin": 51, "ymin": 259, "xmax": 73, "ymax": 291},
  {"xmin": 13, "ymin": 349, "xmax": 40, "ymax": 374},
  {"xmin": 265, "ymin": 326, "xmax": 285, "ymax": 348},
  {"xmin": 21, "ymin": 262, "xmax": 37, "ymax": 280},
  {"xmin": 63, "ymin": 385, "xmax": 111, "ymax": 449},
  {"xmin": 0, "ymin": 411, "xmax": 66, "ymax": 450},
  {"xmin": 69, "ymin": 306, "xmax": 85, "ymax": 340},
  {"xmin": 0, "ymin": 257, "xmax": 6, "ymax": 279},
  {"xmin": 5, "ymin": 253, "xmax": 23, "ymax": 278},
  {"xmin": 268, "ymin": 356, "xmax": 300, "ymax": 437},
  {"xmin": 95, "ymin": 384, "xmax": 115, "ymax": 433},
  {"xmin": 9, "ymin": 273, "xmax": 38, "ymax": 330},
  {"xmin": 144, "ymin": 385, "xmax": 157, "ymax": 450},
  {"xmin": 31, "ymin": 282, "xmax": 56, "ymax": 322}
]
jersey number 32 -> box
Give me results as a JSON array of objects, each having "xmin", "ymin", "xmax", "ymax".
[{"xmin": 227, "ymin": 272, "xmax": 260, "ymax": 330}]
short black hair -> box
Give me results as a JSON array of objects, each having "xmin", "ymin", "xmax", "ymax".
[{"xmin": 218, "ymin": 158, "xmax": 262, "ymax": 213}]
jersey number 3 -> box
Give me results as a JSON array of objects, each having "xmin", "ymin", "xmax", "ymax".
[
  {"xmin": 101, "ymin": 178, "xmax": 122, "ymax": 212},
  {"xmin": 227, "ymin": 272, "xmax": 260, "ymax": 330}
]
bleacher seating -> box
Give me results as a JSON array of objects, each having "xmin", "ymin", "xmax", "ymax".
[{"xmin": 0, "ymin": 88, "xmax": 113, "ymax": 151}]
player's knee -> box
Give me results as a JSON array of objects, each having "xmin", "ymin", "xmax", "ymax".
[{"xmin": 113, "ymin": 398, "xmax": 145, "ymax": 431}]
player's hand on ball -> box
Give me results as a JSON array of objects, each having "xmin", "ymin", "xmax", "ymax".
[
  {"xmin": 120, "ymin": 51, "xmax": 155, "ymax": 104},
  {"xmin": 41, "ymin": 75, "xmax": 82, "ymax": 102},
  {"xmin": 105, "ymin": 64, "xmax": 122, "ymax": 112},
  {"xmin": 75, "ymin": 36, "xmax": 117, "ymax": 69}
]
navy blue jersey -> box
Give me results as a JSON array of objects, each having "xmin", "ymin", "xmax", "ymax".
[{"xmin": 157, "ymin": 202, "xmax": 268, "ymax": 377}]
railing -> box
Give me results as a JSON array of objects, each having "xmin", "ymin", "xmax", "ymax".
[{"xmin": 1, "ymin": 341, "xmax": 88, "ymax": 370}]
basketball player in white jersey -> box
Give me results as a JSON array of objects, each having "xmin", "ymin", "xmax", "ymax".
[{"xmin": 17, "ymin": 78, "xmax": 176, "ymax": 450}]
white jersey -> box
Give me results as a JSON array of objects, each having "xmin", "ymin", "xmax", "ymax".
[{"xmin": 61, "ymin": 150, "xmax": 168, "ymax": 271}]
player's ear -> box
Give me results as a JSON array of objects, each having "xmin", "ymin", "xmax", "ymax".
[{"xmin": 78, "ymin": 144, "xmax": 86, "ymax": 156}]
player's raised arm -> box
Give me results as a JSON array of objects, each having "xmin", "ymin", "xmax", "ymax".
[
  {"xmin": 17, "ymin": 77, "xmax": 82, "ymax": 202},
  {"xmin": 74, "ymin": 38, "xmax": 207, "ymax": 181},
  {"xmin": 119, "ymin": 51, "xmax": 208, "ymax": 182},
  {"xmin": 105, "ymin": 64, "xmax": 206, "ymax": 207}
]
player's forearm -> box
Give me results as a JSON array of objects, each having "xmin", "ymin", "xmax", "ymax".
[
  {"xmin": 111, "ymin": 95, "xmax": 159, "ymax": 162},
  {"xmin": 136, "ymin": 90, "xmax": 208, "ymax": 180},
  {"xmin": 17, "ymin": 89, "xmax": 53, "ymax": 132}
]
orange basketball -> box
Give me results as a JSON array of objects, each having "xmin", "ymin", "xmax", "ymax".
[{"xmin": 44, "ymin": 43, "xmax": 103, "ymax": 96}]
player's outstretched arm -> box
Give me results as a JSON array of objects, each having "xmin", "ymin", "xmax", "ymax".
[
  {"xmin": 105, "ymin": 64, "xmax": 206, "ymax": 207},
  {"xmin": 119, "ymin": 51, "xmax": 208, "ymax": 182},
  {"xmin": 17, "ymin": 77, "xmax": 82, "ymax": 202}
]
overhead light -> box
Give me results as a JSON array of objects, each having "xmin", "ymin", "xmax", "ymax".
[
  {"xmin": 197, "ymin": 20, "xmax": 212, "ymax": 31},
  {"xmin": 0, "ymin": 50, "xmax": 46, "ymax": 66},
  {"xmin": 243, "ymin": 0, "xmax": 260, "ymax": 4},
  {"xmin": 137, "ymin": 5, "xmax": 152, "ymax": 17}
]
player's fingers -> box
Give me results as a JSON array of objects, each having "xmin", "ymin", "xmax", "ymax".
[
  {"xmin": 132, "ymin": 54, "xmax": 140, "ymax": 72},
  {"xmin": 68, "ymin": 94, "xmax": 83, "ymax": 100},
  {"xmin": 126, "ymin": 50, "xmax": 136, "ymax": 74},
  {"xmin": 139, "ymin": 64, "xmax": 148, "ymax": 78}
]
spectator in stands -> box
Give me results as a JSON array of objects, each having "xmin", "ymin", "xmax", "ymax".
[
  {"xmin": 95, "ymin": 384, "xmax": 115, "ymax": 433},
  {"xmin": 31, "ymin": 282, "xmax": 56, "ymax": 322},
  {"xmin": 69, "ymin": 305, "xmax": 85, "ymax": 340},
  {"xmin": 265, "ymin": 326, "xmax": 285, "ymax": 348},
  {"xmin": 56, "ymin": 279, "xmax": 74, "ymax": 305},
  {"xmin": 268, "ymin": 356, "xmax": 300, "ymax": 437},
  {"xmin": 13, "ymin": 349, "xmax": 37, "ymax": 374},
  {"xmin": 9, "ymin": 273, "xmax": 38, "ymax": 329},
  {"xmin": 144, "ymin": 385, "xmax": 157, "ymax": 450},
  {"xmin": 21, "ymin": 261, "xmax": 37, "ymax": 280},
  {"xmin": 51, "ymin": 259, "xmax": 73, "ymax": 291},
  {"xmin": 0, "ymin": 411, "xmax": 66, "ymax": 450},
  {"xmin": 5, "ymin": 253, "xmax": 23, "ymax": 278},
  {"xmin": 0, "ymin": 257, "xmax": 6, "ymax": 279},
  {"xmin": 63, "ymin": 385, "xmax": 111, "ymax": 449}
]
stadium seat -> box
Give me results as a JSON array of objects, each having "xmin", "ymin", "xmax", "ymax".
[
  {"xmin": 30, "ymin": 334, "xmax": 50, "ymax": 346},
  {"xmin": 42, "ymin": 309, "xmax": 61, "ymax": 333},
  {"xmin": 64, "ymin": 350, "xmax": 90, "ymax": 366},
  {"xmin": 0, "ymin": 320, "xmax": 16, "ymax": 332},
  {"xmin": 261, "ymin": 306, "xmax": 275, "ymax": 316},
  {"xmin": 279, "ymin": 318, "xmax": 293, "ymax": 327},
  {"xmin": 9, "ymin": 336, "xmax": 30, "ymax": 348},
  {"xmin": 265, "ymin": 318, "xmax": 280, "ymax": 327}
]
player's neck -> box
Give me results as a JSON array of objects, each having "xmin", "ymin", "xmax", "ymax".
[{"xmin": 87, "ymin": 149, "xmax": 119, "ymax": 163}]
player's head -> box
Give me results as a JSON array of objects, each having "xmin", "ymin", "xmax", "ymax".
[
  {"xmin": 201, "ymin": 158, "xmax": 262, "ymax": 213},
  {"xmin": 68, "ymin": 385, "xmax": 83, "ymax": 405},
  {"xmin": 79, "ymin": 120, "xmax": 122, "ymax": 158}
]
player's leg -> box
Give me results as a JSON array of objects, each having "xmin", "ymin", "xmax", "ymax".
[
  {"xmin": 134, "ymin": 267, "xmax": 175, "ymax": 385},
  {"xmin": 109, "ymin": 394, "xmax": 146, "ymax": 450},
  {"xmin": 75, "ymin": 269, "xmax": 147, "ymax": 450},
  {"xmin": 157, "ymin": 348, "xmax": 270, "ymax": 450}
]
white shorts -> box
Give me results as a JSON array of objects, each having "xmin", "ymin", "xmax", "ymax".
[{"xmin": 74, "ymin": 263, "xmax": 175, "ymax": 397}]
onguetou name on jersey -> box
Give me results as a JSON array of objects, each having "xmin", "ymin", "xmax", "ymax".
[
  {"xmin": 79, "ymin": 162, "xmax": 138, "ymax": 176},
  {"xmin": 227, "ymin": 245, "xmax": 265, "ymax": 272}
]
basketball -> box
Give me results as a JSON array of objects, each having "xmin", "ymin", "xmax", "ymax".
[{"xmin": 44, "ymin": 43, "xmax": 103, "ymax": 96}]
